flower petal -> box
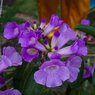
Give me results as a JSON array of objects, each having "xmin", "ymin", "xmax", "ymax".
[
  {"xmin": 3, "ymin": 46, "xmax": 16, "ymax": 58},
  {"xmin": 68, "ymin": 67, "xmax": 79, "ymax": 82},
  {"xmin": 43, "ymin": 15, "xmax": 62, "ymax": 36},
  {"xmin": 58, "ymin": 66, "xmax": 70, "ymax": 81},
  {"xmin": 0, "ymin": 55, "xmax": 11, "ymax": 72},
  {"xmin": 3, "ymin": 22, "xmax": 19, "ymax": 39},
  {"xmin": 18, "ymin": 31, "xmax": 37, "ymax": 47},
  {"xmin": 71, "ymin": 38, "xmax": 88, "ymax": 56},
  {"xmin": 51, "ymin": 31, "xmax": 60, "ymax": 49},
  {"xmin": 40, "ymin": 18, "xmax": 46, "ymax": 29},
  {"xmin": 9, "ymin": 52, "xmax": 22, "ymax": 66},
  {"xmin": 56, "ymin": 46, "xmax": 73, "ymax": 55},
  {"xmin": 34, "ymin": 70, "xmax": 47, "ymax": 85},
  {"xmin": 57, "ymin": 25, "xmax": 76, "ymax": 49},
  {"xmin": 3, "ymin": 46, "xmax": 22, "ymax": 66},
  {"xmin": 0, "ymin": 89, "xmax": 22, "ymax": 95},
  {"xmin": 83, "ymin": 66, "xmax": 92, "ymax": 78},
  {"xmin": 67, "ymin": 55, "xmax": 82, "ymax": 68},
  {"xmin": 46, "ymin": 72, "xmax": 62, "ymax": 87},
  {"xmin": 34, "ymin": 42, "xmax": 46, "ymax": 52}
]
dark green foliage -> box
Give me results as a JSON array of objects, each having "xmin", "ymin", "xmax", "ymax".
[{"xmin": 75, "ymin": 25, "xmax": 95, "ymax": 37}]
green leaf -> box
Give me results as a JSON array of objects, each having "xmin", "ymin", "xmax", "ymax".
[
  {"xmin": 13, "ymin": 61, "xmax": 65, "ymax": 95},
  {"xmin": 88, "ymin": 9, "xmax": 95, "ymax": 27},
  {"xmin": 74, "ymin": 25, "xmax": 95, "ymax": 37}
]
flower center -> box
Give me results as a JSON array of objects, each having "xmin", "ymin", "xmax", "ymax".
[
  {"xmin": 44, "ymin": 65, "xmax": 59, "ymax": 73},
  {"xmin": 27, "ymin": 48, "xmax": 37, "ymax": 55}
]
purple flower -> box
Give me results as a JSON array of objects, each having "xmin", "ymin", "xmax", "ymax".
[
  {"xmin": 71, "ymin": 38, "xmax": 88, "ymax": 56},
  {"xmin": 83, "ymin": 64, "xmax": 95, "ymax": 78},
  {"xmin": 83, "ymin": 66, "xmax": 93, "ymax": 78},
  {"xmin": 81, "ymin": 19, "xmax": 90, "ymax": 26},
  {"xmin": 65, "ymin": 55, "xmax": 82, "ymax": 82},
  {"xmin": 0, "ymin": 46, "xmax": 22, "ymax": 72},
  {"xmin": 43, "ymin": 15, "xmax": 63, "ymax": 36},
  {"xmin": 51, "ymin": 24, "xmax": 76, "ymax": 49},
  {"xmin": 19, "ymin": 21, "xmax": 33, "ymax": 37},
  {"xmin": 0, "ymin": 88, "xmax": 21, "ymax": 95},
  {"xmin": 39, "ymin": 18, "xmax": 46, "ymax": 29},
  {"xmin": 48, "ymin": 24, "xmax": 77, "ymax": 58},
  {"xmin": 3, "ymin": 22, "xmax": 19, "ymax": 39},
  {"xmin": 21, "ymin": 46, "xmax": 39, "ymax": 62},
  {"xmin": 54, "ymin": 38, "xmax": 87, "ymax": 57},
  {"xmin": 34, "ymin": 59, "xmax": 69, "ymax": 87},
  {"xmin": 18, "ymin": 31, "xmax": 37, "ymax": 47}
]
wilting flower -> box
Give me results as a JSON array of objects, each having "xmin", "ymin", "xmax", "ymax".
[
  {"xmin": 4, "ymin": 22, "xmax": 19, "ymax": 39},
  {"xmin": 34, "ymin": 59, "xmax": 69, "ymax": 87},
  {"xmin": 0, "ymin": 46, "xmax": 22, "ymax": 72},
  {"xmin": 21, "ymin": 46, "xmax": 39, "ymax": 62},
  {"xmin": 83, "ymin": 64, "xmax": 95, "ymax": 78},
  {"xmin": 0, "ymin": 88, "xmax": 21, "ymax": 95},
  {"xmin": 42, "ymin": 15, "xmax": 63, "ymax": 36},
  {"xmin": 65, "ymin": 55, "xmax": 82, "ymax": 82}
]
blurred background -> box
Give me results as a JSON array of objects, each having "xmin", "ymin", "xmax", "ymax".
[{"xmin": 0, "ymin": 0, "xmax": 95, "ymax": 27}]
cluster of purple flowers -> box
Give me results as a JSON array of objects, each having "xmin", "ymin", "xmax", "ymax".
[
  {"xmin": 0, "ymin": 46, "xmax": 22, "ymax": 94},
  {"xmin": 0, "ymin": 14, "xmax": 91, "ymax": 93}
]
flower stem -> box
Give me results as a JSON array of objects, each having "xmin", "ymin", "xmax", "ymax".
[
  {"xmin": 0, "ymin": 77, "xmax": 13, "ymax": 89},
  {"xmin": 66, "ymin": 85, "xmax": 71, "ymax": 95}
]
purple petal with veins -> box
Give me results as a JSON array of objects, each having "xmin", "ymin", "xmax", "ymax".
[
  {"xmin": 65, "ymin": 55, "xmax": 82, "ymax": 82},
  {"xmin": 34, "ymin": 59, "xmax": 69, "ymax": 87}
]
